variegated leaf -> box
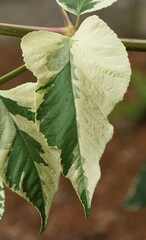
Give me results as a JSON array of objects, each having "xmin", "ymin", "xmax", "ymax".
[
  {"xmin": 0, "ymin": 181, "xmax": 5, "ymax": 220},
  {"xmin": 0, "ymin": 83, "xmax": 61, "ymax": 232},
  {"xmin": 56, "ymin": 0, "xmax": 118, "ymax": 15},
  {"xmin": 21, "ymin": 16, "xmax": 131, "ymax": 217}
]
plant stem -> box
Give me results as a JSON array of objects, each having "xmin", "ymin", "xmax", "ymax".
[
  {"xmin": 0, "ymin": 65, "xmax": 27, "ymax": 86},
  {"xmin": 0, "ymin": 23, "xmax": 66, "ymax": 37},
  {"xmin": 61, "ymin": 9, "xmax": 74, "ymax": 26},
  {"xmin": 121, "ymin": 38, "xmax": 146, "ymax": 52},
  {"xmin": 0, "ymin": 23, "xmax": 146, "ymax": 52}
]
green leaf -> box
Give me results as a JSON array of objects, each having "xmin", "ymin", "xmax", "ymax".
[
  {"xmin": 125, "ymin": 163, "xmax": 146, "ymax": 210},
  {"xmin": 0, "ymin": 181, "xmax": 5, "ymax": 220},
  {"xmin": 56, "ymin": 0, "xmax": 118, "ymax": 15},
  {"xmin": 0, "ymin": 83, "xmax": 61, "ymax": 232},
  {"xmin": 21, "ymin": 16, "xmax": 131, "ymax": 217}
]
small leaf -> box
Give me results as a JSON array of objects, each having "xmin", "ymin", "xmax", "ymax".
[
  {"xmin": 0, "ymin": 181, "xmax": 5, "ymax": 220},
  {"xmin": 125, "ymin": 163, "xmax": 146, "ymax": 210},
  {"xmin": 0, "ymin": 83, "xmax": 61, "ymax": 232},
  {"xmin": 56, "ymin": 0, "xmax": 118, "ymax": 15},
  {"xmin": 21, "ymin": 16, "xmax": 131, "ymax": 217}
]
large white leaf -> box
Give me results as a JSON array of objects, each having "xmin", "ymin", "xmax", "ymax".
[
  {"xmin": 0, "ymin": 83, "xmax": 61, "ymax": 232},
  {"xmin": 56, "ymin": 0, "xmax": 118, "ymax": 15},
  {"xmin": 21, "ymin": 16, "xmax": 131, "ymax": 216}
]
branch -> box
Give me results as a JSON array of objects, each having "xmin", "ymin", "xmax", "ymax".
[
  {"xmin": 121, "ymin": 38, "xmax": 146, "ymax": 52},
  {"xmin": 0, "ymin": 23, "xmax": 65, "ymax": 37},
  {"xmin": 0, "ymin": 23, "xmax": 146, "ymax": 52},
  {"xmin": 0, "ymin": 65, "xmax": 27, "ymax": 86}
]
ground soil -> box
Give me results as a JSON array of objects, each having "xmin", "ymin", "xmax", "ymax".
[{"xmin": 0, "ymin": 43, "xmax": 146, "ymax": 240}]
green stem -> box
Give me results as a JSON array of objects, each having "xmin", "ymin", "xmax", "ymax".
[
  {"xmin": 0, "ymin": 23, "xmax": 66, "ymax": 37},
  {"xmin": 121, "ymin": 38, "xmax": 146, "ymax": 52},
  {"xmin": 0, "ymin": 65, "xmax": 27, "ymax": 86}
]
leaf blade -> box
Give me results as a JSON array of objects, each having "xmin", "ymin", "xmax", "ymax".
[
  {"xmin": 36, "ymin": 61, "xmax": 92, "ymax": 214},
  {"xmin": 0, "ymin": 83, "xmax": 61, "ymax": 232},
  {"xmin": 21, "ymin": 16, "xmax": 131, "ymax": 216},
  {"xmin": 56, "ymin": 0, "xmax": 118, "ymax": 15}
]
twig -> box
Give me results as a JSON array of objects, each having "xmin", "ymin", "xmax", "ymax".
[
  {"xmin": 121, "ymin": 38, "xmax": 146, "ymax": 52},
  {"xmin": 0, "ymin": 65, "xmax": 27, "ymax": 86},
  {"xmin": 0, "ymin": 23, "xmax": 146, "ymax": 52},
  {"xmin": 0, "ymin": 23, "xmax": 65, "ymax": 37}
]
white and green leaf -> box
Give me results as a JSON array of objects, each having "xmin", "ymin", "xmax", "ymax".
[
  {"xmin": 0, "ymin": 83, "xmax": 61, "ymax": 232},
  {"xmin": 0, "ymin": 181, "xmax": 5, "ymax": 220},
  {"xmin": 21, "ymin": 16, "xmax": 131, "ymax": 217},
  {"xmin": 56, "ymin": 0, "xmax": 118, "ymax": 15}
]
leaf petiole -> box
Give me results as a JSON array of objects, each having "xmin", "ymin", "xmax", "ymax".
[
  {"xmin": 61, "ymin": 8, "xmax": 74, "ymax": 27},
  {"xmin": 75, "ymin": 15, "xmax": 81, "ymax": 29}
]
